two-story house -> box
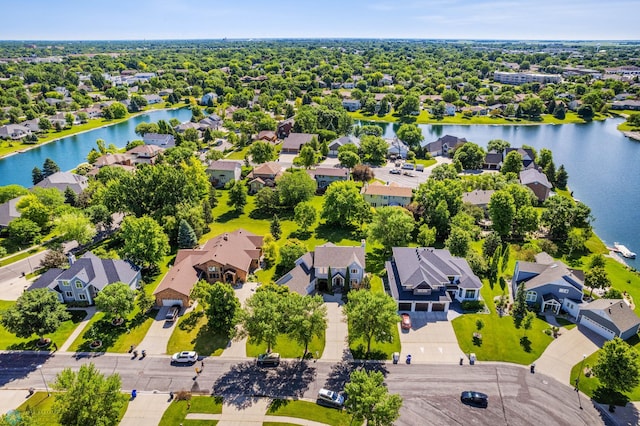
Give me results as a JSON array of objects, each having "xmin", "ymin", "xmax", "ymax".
[
  {"xmin": 422, "ymin": 135, "xmax": 467, "ymax": 157},
  {"xmin": 247, "ymin": 162, "xmax": 283, "ymax": 194},
  {"xmin": 342, "ymin": 99, "xmax": 361, "ymax": 112},
  {"xmin": 512, "ymin": 252, "xmax": 584, "ymax": 318},
  {"xmin": 35, "ymin": 171, "xmax": 88, "ymax": 195},
  {"xmin": 362, "ymin": 182, "xmax": 412, "ymax": 207},
  {"xmin": 276, "ymin": 242, "xmax": 366, "ymax": 295},
  {"xmin": 206, "ymin": 160, "xmax": 242, "ymax": 188},
  {"xmin": 28, "ymin": 252, "xmax": 141, "ymax": 304},
  {"xmin": 280, "ymin": 132, "xmax": 317, "ymax": 154},
  {"xmin": 386, "ymin": 247, "xmax": 483, "ymax": 313},
  {"xmin": 310, "ymin": 167, "xmax": 349, "ymax": 189},
  {"xmin": 143, "ymin": 133, "xmax": 176, "ymax": 148},
  {"xmin": 519, "ymin": 168, "xmax": 552, "ymax": 203},
  {"xmin": 328, "ymin": 135, "xmax": 360, "ymax": 157}
]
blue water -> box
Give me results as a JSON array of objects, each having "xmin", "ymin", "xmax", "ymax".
[
  {"xmin": 357, "ymin": 118, "xmax": 640, "ymax": 268},
  {"xmin": 0, "ymin": 108, "xmax": 192, "ymax": 188}
]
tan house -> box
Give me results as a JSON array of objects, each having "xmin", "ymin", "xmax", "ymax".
[
  {"xmin": 362, "ymin": 182, "xmax": 412, "ymax": 207},
  {"xmin": 310, "ymin": 167, "xmax": 348, "ymax": 189},
  {"xmin": 256, "ymin": 130, "xmax": 278, "ymax": 143},
  {"xmin": 247, "ymin": 162, "xmax": 283, "ymax": 194},
  {"xmin": 207, "ymin": 160, "xmax": 242, "ymax": 188},
  {"xmin": 153, "ymin": 229, "xmax": 263, "ymax": 307}
]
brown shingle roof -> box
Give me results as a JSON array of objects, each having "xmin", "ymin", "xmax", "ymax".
[{"xmin": 363, "ymin": 182, "xmax": 412, "ymax": 198}]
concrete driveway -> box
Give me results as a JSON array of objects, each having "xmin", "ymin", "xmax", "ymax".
[
  {"xmin": 534, "ymin": 326, "xmax": 605, "ymax": 384},
  {"xmin": 0, "ymin": 275, "xmax": 32, "ymax": 301},
  {"xmin": 221, "ymin": 282, "xmax": 260, "ymax": 358},
  {"xmin": 137, "ymin": 306, "xmax": 181, "ymax": 355},
  {"xmin": 398, "ymin": 312, "xmax": 465, "ymax": 364},
  {"xmin": 321, "ymin": 294, "xmax": 351, "ymax": 361}
]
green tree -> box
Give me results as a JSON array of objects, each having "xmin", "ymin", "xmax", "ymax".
[
  {"xmin": 119, "ymin": 216, "xmax": 169, "ymax": 268},
  {"xmin": 522, "ymin": 311, "xmax": 535, "ymax": 337},
  {"xmin": 553, "ymin": 103, "xmax": 566, "ymax": 119},
  {"xmin": 512, "ymin": 283, "xmax": 527, "ymax": 329},
  {"xmin": 253, "ymin": 187, "xmax": 280, "ymax": 216},
  {"xmin": 417, "ymin": 224, "xmax": 436, "ymax": 247},
  {"xmin": 261, "ymin": 234, "xmax": 277, "ymax": 268},
  {"xmin": 487, "ymin": 139, "xmax": 510, "ymax": 153},
  {"xmin": 53, "ymin": 363, "xmax": 124, "ymax": 426},
  {"xmin": 453, "ymin": 142, "xmax": 485, "ymax": 170},
  {"xmin": 241, "ymin": 289, "xmax": 285, "ymax": 352},
  {"xmin": 0, "ymin": 184, "xmax": 29, "ymax": 204},
  {"xmin": 42, "ymin": 158, "xmax": 60, "ymax": 178},
  {"xmin": 0, "ymin": 288, "xmax": 70, "ymax": 344},
  {"xmin": 64, "ymin": 186, "xmax": 77, "ymax": 206},
  {"xmin": 368, "ymin": 207, "xmax": 415, "ymax": 253},
  {"xmin": 501, "ymin": 151, "xmax": 523, "ymax": 175},
  {"xmin": 555, "ymin": 164, "xmax": 568, "ymax": 189},
  {"xmin": 359, "ymin": 135, "xmax": 388, "ymax": 165},
  {"xmin": 344, "ymin": 369, "xmax": 403, "ymax": 426},
  {"xmin": 397, "ymin": 94, "xmax": 420, "ymax": 116},
  {"xmin": 396, "ymin": 123, "xmax": 424, "ymax": 149},
  {"xmin": 55, "ymin": 212, "xmax": 96, "ymax": 244},
  {"xmin": 177, "ymin": 219, "xmax": 198, "ymax": 248},
  {"xmin": 322, "ymin": 180, "xmax": 369, "ymax": 226},
  {"xmin": 227, "ymin": 180, "xmax": 247, "ymax": 214},
  {"xmin": 584, "ymin": 267, "xmax": 611, "ymax": 297},
  {"xmin": 352, "ymin": 165, "xmax": 375, "ymax": 182},
  {"xmin": 294, "ymin": 202, "xmax": 317, "ymax": 232},
  {"xmin": 276, "ymin": 172, "xmax": 316, "ymax": 208},
  {"xmin": 295, "ymin": 145, "xmax": 320, "ymax": 169},
  {"xmin": 32, "ymin": 167, "xmax": 44, "ymax": 185},
  {"xmin": 279, "ymin": 239, "xmax": 307, "ymax": 271},
  {"xmin": 338, "ymin": 150, "xmax": 361, "ymax": 169},
  {"xmin": 39, "ymin": 117, "xmax": 52, "ymax": 132},
  {"xmin": 203, "ymin": 281, "xmax": 241, "ymax": 338},
  {"xmin": 7, "ymin": 217, "xmax": 41, "ymax": 245},
  {"xmin": 94, "ymin": 282, "xmax": 136, "ymax": 322},
  {"xmin": 593, "ymin": 338, "xmax": 640, "ymax": 393},
  {"xmin": 249, "ymin": 141, "xmax": 278, "ymax": 164},
  {"xmin": 287, "ymin": 293, "xmax": 327, "ymax": 356},
  {"xmin": 270, "ymin": 214, "xmax": 282, "ymax": 240},
  {"xmin": 540, "ymin": 196, "xmax": 576, "ymax": 241},
  {"xmin": 489, "ymin": 190, "xmax": 516, "ymax": 238},
  {"xmin": 345, "ymin": 290, "xmax": 399, "ymax": 356},
  {"xmin": 445, "ymin": 227, "xmax": 471, "ymax": 257}
]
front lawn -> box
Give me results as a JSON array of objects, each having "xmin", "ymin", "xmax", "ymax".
[
  {"xmin": 246, "ymin": 332, "xmax": 325, "ymax": 359},
  {"xmin": 267, "ymin": 400, "xmax": 352, "ymax": 426},
  {"xmin": 571, "ymin": 335, "xmax": 640, "ymax": 404},
  {"xmin": 158, "ymin": 396, "xmax": 223, "ymax": 426},
  {"xmin": 15, "ymin": 392, "xmax": 129, "ymax": 425},
  {"xmin": 0, "ymin": 302, "xmax": 86, "ymax": 350},
  {"xmin": 167, "ymin": 305, "xmax": 228, "ymax": 356}
]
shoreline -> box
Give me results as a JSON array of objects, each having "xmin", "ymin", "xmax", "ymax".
[
  {"xmin": 0, "ymin": 105, "xmax": 187, "ymax": 160},
  {"xmin": 623, "ymin": 131, "xmax": 640, "ymax": 142}
]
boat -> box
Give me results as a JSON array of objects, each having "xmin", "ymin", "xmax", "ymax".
[{"xmin": 614, "ymin": 243, "xmax": 636, "ymax": 259}]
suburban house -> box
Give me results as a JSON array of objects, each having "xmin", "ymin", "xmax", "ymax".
[
  {"xmin": 277, "ymin": 118, "xmax": 295, "ymax": 139},
  {"xmin": 0, "ymin": 124, "xmax": 31, "ymax": 140},
  {"xmin": 423, "ymin": 135, "xmax": 467, "ymax": 157},
  {"xmin": 28, "ymin": 252, "xmax": 141, "ymax": 305},
  {"xmin": 153, "ymin": 229, "xmax": 263, "ymax": 307},
  {"xmin": 256, "ymin": 130, "xmax": 278, "ymax": 143},
  {"xmin": 445, "ymin": 103, "xmax": 456, "ymax": 116},
  {"xmin": 276, "ymin": 242, "xmax": 366, "ymax": 295},
  {"xmin": 342, "ymin": 99, "xmax": 361, "ymax": 111},
  {"xmin": 328, "ymin": 135, "xmax": 360, "ymax": 157},
  {"xmin": 386, "ymin": 247, "xmax": 483, "ymax": 312},
  {"xmin": 126, "ymin": 144, "xmax": 164, "ymax": 165},
  {"xmin": 483, "ymin": 151, "xmax": 503, "ymax": 170},
  {"xmin": 387, "ymin": 137, "xmax": 410, "ymax": 159},
  {"xmin": 519, "ymin": 168, "xmax": 552, "ymax": 202},
  {"xmin": 310, "ymin": 167, "xmax": 348, "ymax": 189},
  {"xmin": 201, "ymin": 92, "xmax": 218, "ymax": 105},
  {"xmin": 362, "ymin": 182, "xmax": 413, "ymax": 207},
  {"xmin": 143, "ymin": 132, "xmax": 176, "ymax": 148},
  {"xmin": 35, "ymin": 171, "xmax": 88, "ymax": 195},
  {"xmin": 280, "ymin": 132, "xmax": 317, "ymax": 154},
  {"xmin": 142, "ymin": 94, "xmax": 163, "ymax": 104},
  {"xmin": 505, "ymin": 147, "xmax": 536, "ymax": 169},
  {"xmin": 199, "ymin": 114, "xmax": 223, "ymax": 130},
  {"xmin": 511, "ymin": 253, "xmax": 584, "ymax": 318},
  {"xmin": 247, "ymin": 162, "xmax": 283, "ymax": 194},
  {"xmin": 578, "ymin": 299, "xmax": 640, "ymax": 340},
  {"xmin": 462, "ymin": 190, "xmax": 495, "ymax": 209},
  {"xmin": 207, "ymin": 160, "xmax": 242, "ymax": 188},
  {"xmin": 94, "ymin": 153, "xmax": 132, "ymax": 168},
  {"xmin": 611, "ymin": 100, "xmax": 640, "ymax": 111},
  {"xmin": 0, "ymin": 196, "xmax": 23, "ymax": 228}
]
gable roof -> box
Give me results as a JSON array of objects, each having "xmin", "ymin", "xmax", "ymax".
[
  {"xmin": 281, "ymin": 133, "xmax": 316, "ymax": 150},
  {"xmin": 34, "ymin": 171, "xmax": 88, "ymax": 195},
  {"xmin": 313, "ymin": 243, "xmax": 365, "ymax": 269},
  {"xmin": 514, "ymin": 259, "xmax": 583, "ymax": 292},
  {"xmin": 580, "ymin": 299, "xmax": 640, "ymax": 334},
  {"xmin": 462, "ymin": 190, "xmax": 495, "ymax": 206},
  {"xmin": 0, "ymin": 196, "xmax": 24, "ymax": 227},
  {"xmin": 520, "ymin": 168, "xmax": 552, "ymax": 188},
  {"xmin": 423, "ymin": 134, "xmax": 467, "ymax": 151},
  {"xmin": 252, "ymin": 162, "xmax": 282, "ymax": 177},
  {"xmin": 311, "ymin": 167, "xmax": 348, "ymax": 178},
  {"xmin": 329, "ymin": 135, "xmax": 360, "ymax": 150},
  {"xmin": 363, "ymin": 182, "xmax": 412, "ymax": 198},
  {"xmin": 484, "ymin": 151, "xmax": 503, "ymax": 165},
  {"xmin": 208, "ymin": 160, "xmax": 242, "ymax": 172}
]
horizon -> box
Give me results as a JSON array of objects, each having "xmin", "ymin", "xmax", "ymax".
[
  {"xmin": 1, "ymin": 0, "xmax": 639, "ymax": 41},
  {"xmin": 2, "ymin": 38, "xmax": 640, "ymax": 43}
]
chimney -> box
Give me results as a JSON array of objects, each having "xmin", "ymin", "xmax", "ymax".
[{"xmin": 67, "ymin": 253, "xmax": 76, "ymax": 265}]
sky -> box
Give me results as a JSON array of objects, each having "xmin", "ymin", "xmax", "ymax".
[{"xmin": 1, "ymin": 0, "xmax": 639, "ymax": 41}]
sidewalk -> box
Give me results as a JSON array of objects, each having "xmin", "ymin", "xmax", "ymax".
[
  {"xmin": 58, "ymin": 307, "xmax": 97, "ymax": 352},
  {"xmin": 119, "ymin": 393, "xmax": 172, "ymax": 426},
  {"xmin": 0, "ymin": 389, "xmax": 30, "ymax": 415}
]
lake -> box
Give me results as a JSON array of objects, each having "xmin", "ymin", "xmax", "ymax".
[
  {"xmin": 0, "ymin": 108, "xmax": 192, "ymax": 188},
  {"xmin": 356, "ymin": 118, "xmax": 640, "ymax": 268}
]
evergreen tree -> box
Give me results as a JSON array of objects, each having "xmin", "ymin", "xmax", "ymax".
[
  {"xmin": 553, "ymin": 103, "xmax": 566, "ymax": 119},
  {"xmin": 344, "ymin": 267, "xmax": 351, "ymax": 295},
  {"xmin": 327, "ymin": 266, "xmax": 333, "ymax": 293},
  {"xmin": 42, "ymin": 158, "xmax": 60, "ymax": 178},
  {"xmin": 555, "ymin": 165, "xmax": 568, "ymax": 189},
  {"xmin": 177, "ymin": 219, "xmax": 198, "ymax": 248},
  {"xmin": 512, "ymin": 283, "xmax": 527, "ymax": 329},
  {"xmin": 270, "ymin": 214, "xmax": 282, "ymax": 240},
  {"xmin": 32, "ymin": 166, "xmax": 44, "ymax": 185},
  {"xmin": 64, "ymin": 187, "xmax": 77, "ymax": 206},
  {"xmin": 543, "ymin": 160, "xmax": 557, "ymax": 187}
]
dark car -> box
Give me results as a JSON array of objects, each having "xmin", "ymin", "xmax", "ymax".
[
  {"xmin": 165, "ymin": 305, "xmax": 180, "ymax": 321},
  {"xmin": 461, "ymin": 391, "xmax": 488, "ymax": 407},
  {"xmin": 257, "ymin": 352, "xmax": 280, "ymax": 366}
]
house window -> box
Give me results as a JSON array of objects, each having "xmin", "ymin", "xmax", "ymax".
[
  {"xmin": 526, "ymin": 291, "xmax": 537, "ymax": 302},
  {"xmin": 559, "ymin": 288, "xmax": 569, "ymax": 294},
  {"xmin": 65, "ymin": 291, "xmax": 73, "ymax": 298},
  {"xmin": 566, "ymin": 302, "xmax": 573, "ymax": 309},
  {"xmin": 208, "ymin": 266, "xmax": 218, "ymax": 272},
  {"xmin": 75, "ymin": 280, "xmax": 83, "ymax": 288},
  {"xmin": 62, "ymin": 281, "xmax": 70, "ymax": 286},
  {"xmin": 465, "ymin": 290, "xmax": 476, "ymax": 299},
  {"xmin": 78, "ymin": 294, "xmax": 87, "ymax": 300},
  {"xmin": 351, "ymin": 269, "xmax": 358, "ymax": 274}
]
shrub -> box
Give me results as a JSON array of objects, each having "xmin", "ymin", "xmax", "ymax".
[
  {"xmin": 461, "ymin": 300, "xmax": 485, "ymax": 312},
  {"xmin": 537, "ymin": 239, "xmax": 559, "ymax": 256},
  {"xmin": 175, "ymin": 390, "xmax": 192, "ymax": 401}
]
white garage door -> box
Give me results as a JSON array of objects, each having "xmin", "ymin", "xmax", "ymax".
[
  {"xmin": 162, "ymin": 299, "xmax": 183, "ymax": 307},
  {"xmin": 580, "ymin": 315, "xmax": 616, "ymax": 340}
]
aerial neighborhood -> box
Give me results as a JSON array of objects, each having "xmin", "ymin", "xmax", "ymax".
[{"xmin": 0, "ymin": 37, "xmax": 640, "ymax": 426}]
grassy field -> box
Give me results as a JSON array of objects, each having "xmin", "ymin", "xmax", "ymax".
[
  {"xmin": 0, "ymin": 301, "xmax": 86, "ymax": 350},
  {"xmin": 158, "ymin": 396, "xmax": 223, "ymax": 426},
  {"xmin": 167, "ymin": 304, "xmax": 229, "ymax": 356},
  {"xmin": 246, "ymin": 332, "xmax": 325, "ymax": 359},
  {"xmin": 226, "ymin": 146, "xmax": 250, "ymax": 160},
  {"xmin": 266, "ymin": 400, "xmax": 353, "ymax": 426},
  {"xmin": 15, "ymin": 392, "xmax": 129, "ymax": 426}
]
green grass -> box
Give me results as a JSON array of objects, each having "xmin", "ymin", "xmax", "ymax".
[
  {"xmin": 0, "ymin": 302, "xmax": 86, "ymax": 350},
  {"xmin": 604, "ymin": 259, "xmax": 640, "ymax": 316},
  {"xmin": 246, "ymin": 332, "xmax": 325, "ymax": 359},
  {"xmin": 167, "ymin": 305, "xmax": 229, "ymax": 356},
  {"xmin": 158, "ymin": 396, "xmax": 223, "ymax": 426},
  {"xmin": 267, "ymin": 400, "xmax": 353, "ymax": 426},
  {"xmin": 15, "ymin": 392, "xmax": 129, "ymax": 425},
  {"xmin": 412, "ymin": 158, "xmax": 437, "ymax": 167},
  {"xmin": 555, "ymin": 317, "xmax": 577, "ymax": 330},
  {"xmin": 225, "ymin": 146, "xmax": 250, "ymax": 160},
  {"xmin": 570, "ymin": 335, "xmax": 640, "ymax": 404}
]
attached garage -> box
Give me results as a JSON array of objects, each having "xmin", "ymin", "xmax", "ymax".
[
  {"xmin": 578, "ymin": 299, "xmax": 640, "ymax": 341},
  {"xmin": 161, "ymin": 299, "xmax": 184, "ymax": 307},
  {"xmin": 415, "ymin": 303, "xmax": 430, "ymax": 312},
  {"xmin": 153, "ymin": 287, "xmax": 191, "ymax": 309},
  {"xmin": 579, "ymin": 315, "xmax": 616, "ymax": 340},
  {"xmin": 431, "ymin": 303, "xmax": 446, "ymax": 312},
  {"xmin": 398, "ymin": 303, "xmax": 412, "ymax": 311}
]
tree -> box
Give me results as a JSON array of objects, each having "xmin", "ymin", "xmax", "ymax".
[
  {"xmin": 241, "ymin": 289, "xmax": 285, "ymax": 352},
  {"xmin": 396, "ymin": 123, "xmax": 423, "ymax": 149},
  {"xmin": 287, "ymin": 293, "xmax": 327, "ymax": 356},
  {"xmin": 7, "ymin": 217, "xmax": 41, "ymax": 245},
  {"xmin": 39, "ymin": 117, "xmax": 52, "ymax": 132},
  {"xmin": 249, "ymin": 141, "xmax": 278, "ymax": 164},
  {"xmin": 276, "ymin": 172, "xmax": 316, "ymax": 208},
  {"xmin": 294, "ymin": 202, "xmax": 317, "ymax": 232},
  {"xmin": 52, "ymin": 363, "xmax": 124, "ymax": 426},
  {"xmin": 512, "ymin": 283, "xmax": 527, "ymax": 329},
  {"xmin": 555, "ymin": 164, "xmax": 568, "ymax": 189},
  {"xmin": 431, "ymin": 101, "xmax": 446, "ymax": 119},
  {"xmin": 253, "ymin": 187, "xmax": 280, "ymax": 215},
  {"xmin": 202, "ymin": 281, "xmax": 241, "ymax": 338},
  {"xmin": 119, "ymin": 216, "xmax": 169, "ymax": 268},
  {"xmin": 593, "ymin": 338, "xmax": 640, "ymax": 393},
  {"xmin": 270, "ymin": 214, "xmax": 282, "ymax": 240},
  {"xmin": 55, "ymin": 212, "xmax": 96, "ymax": 245},
  {"xmin": 577, "ymin": 104, "xmax": 594, "ymax": 120},
  {"xmin": 338, "ymin": 150, "xmax": 361, "ymax": 169},
  {"xmin": 345, "ymin": 290, "xmax": 398, "ymax": 356},
  {"xmin": 553, "ymin": 103, "xmax": 566, "ymax": 119},
  {"xmin": 584, "ymin": 267, "xmax": 611, "ymax": 297},
  {"xmin": 177, "ymin": 219, "xmax": 198, "ymax": 248},
  {"xmin": 295, "ymin": 145, "xmax": 320, "ymax": 169},
  {"xmin": 487, "ymin": 139, "xmax": 510, "ymax": 153},
  {"xmin": 368, "ymin": 207, "xmax": 415, "ymax": 253},
  {"xmin": 1, "ymin": 288, "xmax": 70, "ymax": 344},
  {"xmin": 64, "ymin": 186, "xmax": 77, "ymax": 206},
  {"xmin": 42, "ymin": 158, "xmax": 60, "ymax": 178},
  {"xmin": 520, "ymin": 96, "xmax": 545, "ymax": 119},
  {"xmin": 227, "ymin": 180, "xmax": 247, "ymax": 214},
  {"xmin": 262, "ymin": 234, "xmax": 277, "ymax": 268},
  {"xmin": 453, "ymin": 142, "xmax": 485, "ymax": 170},
  {"xmin": 417, "ymin": 224, "xmax": 436, "ymax": 247},
  {"xmin": 488, "ymin": 190, "xmax": 516, "ymax": 238},
  {"xmin": 32, "ymin": 167, "xmax": 44, "ymax": 185},
  {"xmin": 501, "ymin": 151, "xmax": 523, "ymax": 175},
  {"xmin": 360, "ymin": 135, "xmax": 388, "ymax": 165},
  {"xmin": 445, "ymin": 227, "xmax": 471, "ymax": 257},
  {"xmin": 344, "ymin": 369, "xmax": 403, "ymax": 426},
  {"xmin": 322, "ymin": 181, "xmax": 369, "ymax": 226},
  {"xmin": 541, "ymin": 196, "xmax": 576, "ymax": 241},
  {"xmin": 522, "ymin": 311, "xmax": 535, "ymax": 337},
  {"xmin": 397, "ymin": 94, "xmax": 420, "ymax": 116},
  {"xmin": 94, "ymin": 282, "xmax": 136, "ymax": 322},
  {"xmin": 279, "ymin": 239, "xmax": 307, "ymax": 271},
  {"xmin": 40, "ymin": 249, "xmax": 68, "ymax": 270},
  {"xmin": 352, "ymin": 165, "xmax": 374, "ymax": 182}
]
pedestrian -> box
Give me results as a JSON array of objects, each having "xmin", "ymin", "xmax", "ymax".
[
  {"xmin": 201, "ymin": 360, "xmax": 204, "ymax": 368},
  {"xmin": 53, "ymin": 342, "xmax": 57, "ymax": 351}
]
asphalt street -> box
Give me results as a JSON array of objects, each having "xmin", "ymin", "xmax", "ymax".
[
  {"xmin": 0, "ymin": 251, "xmax": 47, "ymax": 284},
  {"xmin": 0, "ymin": 352, "xmax": 607, "ymax": 425}
]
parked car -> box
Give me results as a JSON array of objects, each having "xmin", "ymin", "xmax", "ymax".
[
  {"xmin": 317, "ymin": 388, "xmax": 345, "ymax": 408},
  {"xmin": 165, "ymin": 305, "xmax": 180, "ymax": 321},
  {"xmin": 401, "ymin": 313, "xmax": 412, "ymax": 330},
  {"xmin": 257, "ymin": 352, "xmax": 280, "ymax": 366},
  {"xmin": 171, "ymin": 351, "xmax": 198, "ymax": 364},
  {"xmin": 460, "ymin": 391, "xmax": 488, "ymax": 407},
  {"xmin": 389, "ymin": 168, "xmax": 401, "ymax": 174},
  {"xmin": 402, "ymin": 163, "xmax": 415, "ymax": 170},
  {"xmin": 403, "ymin": 171, "xmax": 415, "ymax": 177}
]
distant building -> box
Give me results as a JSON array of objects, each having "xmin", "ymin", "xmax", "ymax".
[
  {"xmin": 35, "ymin": 171, "xmax": 88, "ymax": 195},
  {"xmin": 206, "ymin": 160, "xmax": 242, "ymax": 188},
  {"xmin": 493, "ymin": 71, "xmax": 562, "ymax": 85},
  {"xmin": 143, "ymin": 133, "xmax": 175, "ymax": 148},
  {"xmin": 362, "ymin": 182, "xmax": 412, "ymax": 207}
]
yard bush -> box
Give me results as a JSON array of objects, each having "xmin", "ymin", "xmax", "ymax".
[{"xmin": 461, "ymin": 300, "xmax": 485, "ymax": 312}]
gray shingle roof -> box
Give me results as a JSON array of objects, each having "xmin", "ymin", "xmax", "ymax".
[
  {"xmin": 462, "ymin": 190, "xmax": 495, "ymax": 206},
  {"xmin": 0, "ymin": 196, "xmax": 24, "ymax": 227},
  {"xmin": 520, "ymin": 168, "xmax": 552, "ymax": 188},
  {"xmin": 281, "ymin": 133, "xmax": 316, "ymax": 150},
  {"xmin": 514, "ymin": 260, "xmax": 583, "ymax": 292},
  {"xmin": 313, "ymin": 243, "xmax": 365, "ymax": 269},
  {"xmin": 580, "ymin": 299, "xmax": 640, "ymax": 335}
]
